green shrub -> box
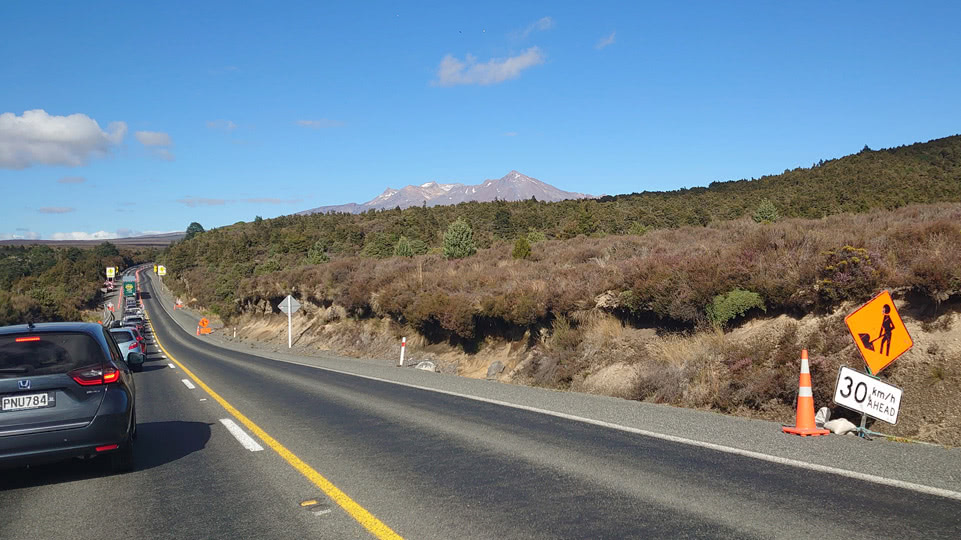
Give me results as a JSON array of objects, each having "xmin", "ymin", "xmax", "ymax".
[
  {"xmin": 527, "ymin": 229, "xmax": 547, "ymax": 244},
  {"xmin": 706, "ymin": 289, "xmax": 766, "ymax": 327},
  {"xmin": 512, "ymin": 237, "xmax": 531, "ymax": 259},
  {"xmin": 628, "ymin": 222, "xmax": 650, "ymax": 235},
  {"xmin": 306, "ymin": 241, "xmax": 329, "ymax": 264},
  {"xmin": 443, "ymin": 219, "xmax": 476, "ymax": 259},
  {"xmin": 752, "ymin": 199, "xmax": 780, "ymax": 223},
  {"xmin": 394, "ymin": 236, "xmax": 414, "ymax": 258}
]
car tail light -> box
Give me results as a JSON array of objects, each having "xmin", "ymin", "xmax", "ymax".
[
  {"xmin": 137, "ymin": 336, "xmax": 143, "ymax": 342},
  {"xmin": 129, "ymin": 342, "xmax": 139, "ymax": 350},
  {"xmin": 96, "ymin": 444, "xmax": 119, "ymax": 452},
  {"xmin": 69, "ymin": 364, "xmax": 120, "ymax": 386}
]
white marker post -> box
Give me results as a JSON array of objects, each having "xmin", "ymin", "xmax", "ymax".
[
  {"xmin": 399, "ymin": 337, "xmax": 407, "ymax": 367},
  {"xmin": 277, "ymin": 295, "xmax": 301, "ymax": 349}
]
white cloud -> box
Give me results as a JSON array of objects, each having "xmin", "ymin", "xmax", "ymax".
[
  {"xmin": 134, "ymin": 131, "xmax": 172, "ymax": 146},
  {"xmin": 595, "ymin": 31, "xmax": 616, "ymax": 50},
  {"xmin": 504, "ymin": 131, "xmax": 518, "ymax": 137},
  {"xmin": 296, "ymin": 119, "xmax": 344, "ymax": 128},
  {"xmin": 0, "ymin": 109, "xmax": 126, "ymax": 169},
  {"xmin": 38, "ymin": 207, "xmax": 75, "ymax": 214},
  {"xmin": 134, "ymin": 130, "xmax": 174, "ymax": 160},
  {"xmin": 58, "ymin": 176, "xmax": 87, "ymax": 184},
  {"xmin": 521, "ymin": 16, "xmax": 554, "ymax": 38},
  {"xmin": 435, "ymin": 47, "xmax": 545, "ymax": 86},
  {"xmin": 207, "ymin": 119, "xmax": 237, "ymax": 131},
  {"xmin": 177, "ymin": 197, "xmax": 228, "ymax": 207},
  {"xmin": 50, "ymin": 230, "xmax": 118, "ymax": 241},
  {"xmin": 0, "ymin": 230, "xmax": 41, "ymax": 240}
]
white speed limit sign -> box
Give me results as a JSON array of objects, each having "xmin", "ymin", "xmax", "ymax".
[{"xmin": 833, "ymin": 366, "xmax": 903, "ymax": 424}]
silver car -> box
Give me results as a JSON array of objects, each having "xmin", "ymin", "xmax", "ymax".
[{"xmin": 108, "ymin": 328, "xmax": 144, "ymax": 370}]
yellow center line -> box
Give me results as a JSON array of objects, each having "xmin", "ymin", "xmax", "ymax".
[{"xmin": 143, "ymin": 310, "xmax": 403, "ymax": 540}]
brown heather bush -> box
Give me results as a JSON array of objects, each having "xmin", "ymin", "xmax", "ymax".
[{"xmin": 170, "ymin": 204, "xmax": 961, "ymax": 355}]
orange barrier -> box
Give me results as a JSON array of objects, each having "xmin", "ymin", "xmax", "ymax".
[{"xmin": 783, "ymin": 350, "xmax": 830, "ymax": 436}]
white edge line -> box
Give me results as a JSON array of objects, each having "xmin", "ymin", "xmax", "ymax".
[
  {"xmin": 168, "ymin": 363, "xmax": 176, "ymax": 369},
  {"xmin": 273, "ymin": 357, "xmax": 961, "ymax": 502},
  {"xmin": 219, "ymin": 418, "xmax": 264, "ymax": 452},
  {"xmin": 181, "ymin": 378, "xmax": 196, "ymax": 390},
  {"xmin": 142, "ymin": 277, "xmax": 961, "ymax": 502}
]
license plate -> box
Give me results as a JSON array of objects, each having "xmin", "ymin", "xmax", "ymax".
[{"xmin": 2, "ymin": 392, "xmax": 54, "ymax": 412}]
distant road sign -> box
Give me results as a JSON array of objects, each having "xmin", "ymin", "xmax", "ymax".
[
  {"xmin": 153, "ymin": 264, "xmax": 158, "ymax": 273},
  {"xmin": 106, "ymin": 267, "xmax": 116, "ymax": 278},
  {"xmin": 278, "ymin": 295, "xmax": 301, "ymax": 315},
  {"xmin": 198, "ymin": 318, "xmax": 209, "ymax": 329},
  {"xmin": 845, "ymin": 290, "xmax": 913, "ymax": 374},
  {"xmin": 833, "ymin": 366, "xmax": 903, "ymax": 424},
  {"xmin": 158, "ymin": 265, "xmax": 167, "ymax": 276}
]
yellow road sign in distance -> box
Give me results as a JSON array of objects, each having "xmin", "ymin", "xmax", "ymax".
[
  {"xmin": 154, "ymin": 264, "xmax": 158, "ymax": 273},
  {"xmin": 845, "ymin": 290, "xmax": 913, "ymax": 374},
  {"xmin": 158, "ymin": 265, "xmax": 167, "ymax": 276}
]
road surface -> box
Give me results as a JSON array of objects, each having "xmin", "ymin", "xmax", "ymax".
[{"xmin": 2, "ymin": 276, "xmax": 959, "ymax": 539}]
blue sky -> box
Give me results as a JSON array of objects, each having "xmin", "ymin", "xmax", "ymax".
[{"xmin": 2, "ymin": 1, "xmax": 959, "ymax": 240}]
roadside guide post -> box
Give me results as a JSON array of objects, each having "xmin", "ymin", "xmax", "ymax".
[
  {"xmin": 399, "ymin": 337, "xmax": 406, "ymax": 367},
  {"xmin": 841, "ymin": 290, "xmax": 913, "ymax": 439},
  {"xmin": 278, "ymin": 295, "xmax": 301, "ymax": 349}
]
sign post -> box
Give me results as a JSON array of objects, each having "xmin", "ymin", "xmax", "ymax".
[
  {"xmin": 278, "ymin": 295, "xmax": 301, "ymax": 349},
  {"xmin": 841, "ymin": 290, "xmax": 913, "ymax": 438}
]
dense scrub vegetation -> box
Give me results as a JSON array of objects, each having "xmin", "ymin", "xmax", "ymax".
[
  {"xmin": 162, "ymin": 135, "xmax": 961, "ymax": 325},
  {"xmin": 166, "ymin": 203, "xmax": 961, "ymax": 336},
  {"xmin": 0, "ymin": 243, "xmax": 157, "ymax": 325}
]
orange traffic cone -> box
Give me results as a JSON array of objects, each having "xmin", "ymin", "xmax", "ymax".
[
  {"xmin": 196, "ymin": 325, "xmax": 200, "ymax": 336},
  {"xmin": 782, "ymin": 350, "xmax": 830, "ymax": 436}
]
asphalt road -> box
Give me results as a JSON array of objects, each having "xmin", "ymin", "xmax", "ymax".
[{"xmin": 2, "ymin": 276, "xmax": 960, "ymax": 539}]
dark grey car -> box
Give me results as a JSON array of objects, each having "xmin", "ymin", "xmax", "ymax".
[{"xmin": 0, "ymin": 322, "xmax": 142, "ymax": 472}]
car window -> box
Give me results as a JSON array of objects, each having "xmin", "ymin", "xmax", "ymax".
[
  {"xmin": 0, "ymin": 332, "xmax": 104, "ymax": 378},
  {"xmin": 110, "ymin": 329, "xmax": 135, "ymax": 341}
]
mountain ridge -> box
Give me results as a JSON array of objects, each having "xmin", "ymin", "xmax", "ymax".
[{"xmin": 298, "ymin": 171, "xmax": 591, "ymax": 215}]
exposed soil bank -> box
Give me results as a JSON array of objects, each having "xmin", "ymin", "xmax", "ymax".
[{"xmin": 209, "ymin": 293, "xmax": 961, "ymax": 447}]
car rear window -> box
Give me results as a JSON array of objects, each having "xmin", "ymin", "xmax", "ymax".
[
  {"xmin": 110, "ymin": 329, "xmax": 136, "ymax": 342},
  {"xmin": 0, "ymin": 332, "xmax": 104, "ymax": 379}
]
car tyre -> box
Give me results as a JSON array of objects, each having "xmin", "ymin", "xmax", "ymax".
[{"xmin": 109, "ymin": 441, "xmax": 135, "ymax": 474}]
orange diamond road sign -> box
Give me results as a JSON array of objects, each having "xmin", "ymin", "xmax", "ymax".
[
  {"xmin": 198, "ymin": 318, "xmax": 209, "ymax": 329},
  {"xmin": 845, "ymin": 290, "xmax": 913, "ymax": 374}
]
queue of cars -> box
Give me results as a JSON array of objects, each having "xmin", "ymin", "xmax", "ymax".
[{"xmin": 0, "ymin": 269, "xmax": 151, "ymax": 473}]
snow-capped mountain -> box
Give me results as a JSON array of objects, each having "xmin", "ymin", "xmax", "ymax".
[{"xmin": 297, "ymin": 171, "xmax": 591, "ymax": 215}]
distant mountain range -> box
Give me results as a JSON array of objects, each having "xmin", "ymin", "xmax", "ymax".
[
  {"xmin": 0, "ymin": 232, "xmax": 185, "ymax": 247},
  {"xmin": 298, "ymin": 171, "xmax": 592, "ymax": 215}
]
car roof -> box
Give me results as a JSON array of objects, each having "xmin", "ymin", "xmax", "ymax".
[{"xmin": 0, "ymin": 322, "xmax": 103, "ymax": 336}]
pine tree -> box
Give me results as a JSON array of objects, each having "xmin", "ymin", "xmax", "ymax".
[{"xmin": 443, "ymin": 219, "xmax": 476, "ymax": 259}]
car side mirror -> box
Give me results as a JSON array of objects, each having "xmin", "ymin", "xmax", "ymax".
[{"xmin": 127, "ymin": 352, "xmax": 145, "ymax": 367}]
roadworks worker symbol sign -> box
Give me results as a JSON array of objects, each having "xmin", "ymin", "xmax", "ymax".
[{"xmin": 845, "ymin": 290, "xmax": 913, "ymax": 374}]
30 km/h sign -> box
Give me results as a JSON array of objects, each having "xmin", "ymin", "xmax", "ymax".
[
  {"xmin": 833, "ymin": 366, "xmax": 903, "ymax": 424},
  {"xmin": 845, "ymin": 290, "xmax": 913, "ymax": 374}
]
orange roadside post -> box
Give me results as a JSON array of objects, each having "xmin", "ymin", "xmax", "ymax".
[{"xmin": 783, "ymin": 350, "xmax": 830, "ymax": 437}]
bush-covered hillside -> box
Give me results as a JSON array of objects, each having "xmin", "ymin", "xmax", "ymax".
[
  {"xmin": 161, "ymin": 134, "xmax": 961, "ymax": 322},
  {"xmin": 0, "ymin": 243, "xmax": 157, "ymax": 325}
]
